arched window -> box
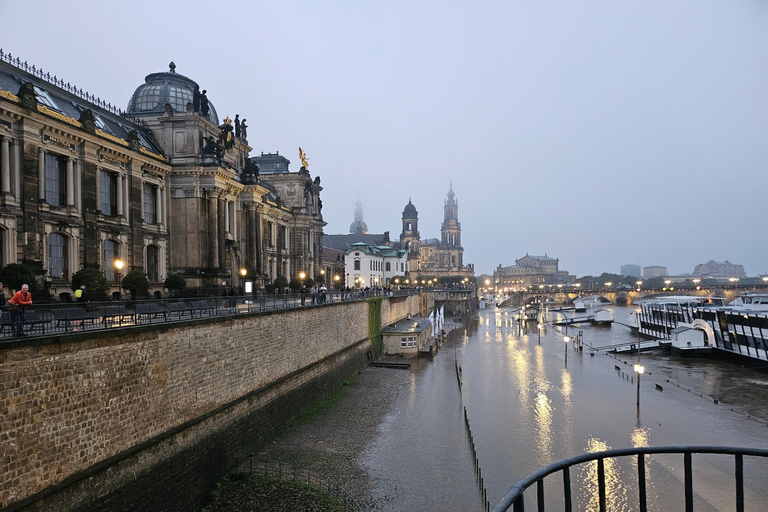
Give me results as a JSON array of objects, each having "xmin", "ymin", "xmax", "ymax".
[
  {"xmin": 104, "ymin": 240, "xmax": 117, "ymax": 281},
  {"xmin": 354, "ymin": 260, "xmax": 361, "ymax": 270},
  {"xmin": 147, "ymin": 245, "xmax": 159, "ymax": 282},
  {"xmin": 452, "ymin": 255, "xmax": 456, "ymax": 265},
  {"xmin": 49, "ymin": 233, "xmax": 68, "ymax": 280}
]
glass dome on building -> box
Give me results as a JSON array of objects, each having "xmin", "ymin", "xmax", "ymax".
[{"xmin": 127, "ymin": 62, "xmax": 219, "ymax": 124}]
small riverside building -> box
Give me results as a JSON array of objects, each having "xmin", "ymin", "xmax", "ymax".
[
  {"xmin": 344, "ymin": 242, "xmax": 408, "ymax": 288},
  {"xmin": 381, "ymin": 317, "xmax": 432, "ymax": 357}
]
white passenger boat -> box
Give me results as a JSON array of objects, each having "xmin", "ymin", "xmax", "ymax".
[
  {"xmin": 592, "ymin": 309, "xmax": 613, "ymax": 326},
  {"xmin": 630, "ymin": 295, "xmax": 768, "ymax": 362}
]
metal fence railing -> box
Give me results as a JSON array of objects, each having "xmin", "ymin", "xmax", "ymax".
[
  {"xmin": 492, "ymin": 446, "xmax": 768, "ymax": 512},
  {"xmin": 0, "ymin": 289, "xmax": 418, "ymax": 340}
]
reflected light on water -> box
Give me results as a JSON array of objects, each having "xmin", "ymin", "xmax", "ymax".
[
  {"xmin": 535, "ymin": 391, "xmax": 554, "ymax": 465},
  {"xmin": 631, "ymin": 427, "xmax": 650, "ymax": 449},
  {"xmin": 534, "ymin": 348, "xmax": 553, "ymax": 466},
  {"xmin": 579, "ymin": 438, "xmax": 630, "ymax": 512}
]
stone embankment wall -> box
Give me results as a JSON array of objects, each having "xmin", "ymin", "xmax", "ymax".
[{"xmin": 0, "ymin": 293, "xmax": 424, "ymax": 512}]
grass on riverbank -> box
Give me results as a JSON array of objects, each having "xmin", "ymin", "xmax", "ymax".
[
  {"xmin": 203, "ymin": 472, "xmax": 349, "ymax": 512},
  {"xmin": 203, "ymin": 376, "xmax": 361, "ymax": 511}
]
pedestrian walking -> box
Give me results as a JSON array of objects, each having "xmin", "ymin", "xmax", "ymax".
[
  {"xmin": 9, "ymin": 284, "xmax": 32, "ymax": 337},
  {"xmin": 300, "ymin": 284, "xmax": 308, "ymax": 306}
]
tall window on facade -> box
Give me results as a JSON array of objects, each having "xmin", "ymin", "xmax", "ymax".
[
  {"xmin": 143, "ymin": 183, "xmax": 157, "ymax": 224},
  {"xmin": 49, "ymin": 233, "xmax": 68, "ymax": 280},
  {"xmin": 147, "ymin": 245, "xmax": 159, "ymax": 282},
  {"xmin": 45, "ymin": 154, "xmax": 67, "ymax": 206},
  {"xmin": 103, "ymin": 240, "xmax": 116, "ymax": 281},
  {"xmin": 386, "ymin": 262, "xmax": 391, "ymax": 271},
  {"xmin": 280, "ymin": 226, "xmax": 288, "ymax": 249},
  {"xmin": 354, "ymin": 260, "xmax": 361, "ymax": 270},
  {"xmin": 99, "ymin": 171, "xmax": 118, "ymax": 215}
]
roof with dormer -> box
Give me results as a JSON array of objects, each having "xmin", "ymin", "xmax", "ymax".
[{"xmin": 0, "ymin": 51, "xmax": 165, "ymax": 158}]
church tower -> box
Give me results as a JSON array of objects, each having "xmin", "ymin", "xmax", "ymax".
[
  {"xmin": 441, "ymin": 182, "xmax": 461, "ymax": 246},
  {"xmin": 349, "ymin": 197, "xmax": 369, "ymax": 235},
  {"xmin": 400, "ymin": 198, "xmax": 420, "ymax": 260}
]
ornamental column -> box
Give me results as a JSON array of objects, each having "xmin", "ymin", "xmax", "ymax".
[
  {"xmin": 66, "ymin": 157, "xmax": 75, "ymax": 206},
  {"xmin": 116, "ymin": 174, "xmax": 124, "ymax": 216},
  {"xmin": 218, "ymin": 195, "xmax": 226, "ymax": 271},
  {"xmin": 12, "ymin": 139, "xmax": 20, "ymax": 199},
  {"xmin": 75, "ymin": 159, "xmax": 82, "ymax": 212},
  {"xmin": 207, "ymin": 190, "xmax": 219, "ymax": 269},
  {"xmin": 155, "ymin": 185, "xmax": 162, "ymax": 225},
  {"xmin": 0, "ymin": 136, "xmax": 10, "ymax": 194},
  {"xmin": 38, "ymin": 148, "xmax": 46, "ymax": 201}
]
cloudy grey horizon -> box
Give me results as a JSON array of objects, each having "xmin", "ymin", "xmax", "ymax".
[{"xmin": 3, "ymin": 0, "xmax": 766, "ymax": 277}]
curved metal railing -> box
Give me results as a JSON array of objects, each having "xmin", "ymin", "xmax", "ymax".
[{"xmin": 492, "ymin": 446, "xmax": 768, "ymax": 512}]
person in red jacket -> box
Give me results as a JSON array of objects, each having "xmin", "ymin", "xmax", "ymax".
[{"xmin": 9, "ymin": 283, "xmax": 32, "ymax": 336}]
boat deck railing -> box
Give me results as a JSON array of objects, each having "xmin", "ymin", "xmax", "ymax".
[{"xmin": 492, "ymin": 446, "xmax": 768, "ymax": 512}]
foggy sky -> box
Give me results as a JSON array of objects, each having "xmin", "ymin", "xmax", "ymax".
[{"xmin": 2, "ymin": 0, "xmax": 766, "ymax": 276}]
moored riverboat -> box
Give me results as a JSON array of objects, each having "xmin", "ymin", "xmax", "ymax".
[
  {"xmin": 630, "ymin": 295, "xmax": 768, "ymax": 363},
  {"xmin": 592, "ymin": 309, "xmax": 613, "ymax": 326}
]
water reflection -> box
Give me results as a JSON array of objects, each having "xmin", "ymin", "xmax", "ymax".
[
  {"xmin": 362, "ymin": 306, "xmax": 768, "ymax": 512},
  {"xmin": 579, "ymin": 438, "xmax": 630, "ymax": 512}
]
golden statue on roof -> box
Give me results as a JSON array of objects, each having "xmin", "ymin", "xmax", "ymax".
[{"xmin": 299, "ymin": 147, "xmax": 309, "ymax": 168}]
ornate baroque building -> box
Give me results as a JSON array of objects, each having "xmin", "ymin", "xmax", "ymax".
[
  {"xmin": 0, "ymin": 52, "xmax": 324, "ymax": 298},
  {"xmin": 399, "ymin": 184, "xmax": 474, "ymax": 280}
]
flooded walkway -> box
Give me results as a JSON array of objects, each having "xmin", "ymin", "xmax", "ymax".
[{"xmin": 362, "ymin": 306, "xmax": 768, "ymax": 511}]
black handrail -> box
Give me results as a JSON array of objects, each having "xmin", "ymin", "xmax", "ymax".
[
  {"xmin": 0, "ymin": 289, "xmax": 419, "ymax": 340},
  {"xmin": 493, "ymin": 446, "xmax": 768, "ymax": 512}
]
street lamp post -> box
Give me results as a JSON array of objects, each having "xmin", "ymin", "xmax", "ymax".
[
  {"xmin": 114, "ymin": 259, "xmax": 124, "ymax": 301},
  {"xmin": 564, "ymin": 335, "xmax": 569, "ymax": 364},
  {"xmin": 537, "ymin": 322, "xmax": 542, "ymax": 344},
  {"xmin": 634, "ymin": 363, "xmax": 645, "ymax": 407},
  {"xmin": 240, "ymin": 268, "xmax": 247, "ymax": 295}
]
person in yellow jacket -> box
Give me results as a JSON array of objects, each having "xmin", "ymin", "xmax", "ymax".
[{"xmin": 8, "ymin": 283, "xmax": 32, "ymax": 336}]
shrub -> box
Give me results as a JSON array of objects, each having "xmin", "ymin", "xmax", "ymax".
[
  {"xmin": 121, "ymin": 269, "xmax": 151, "ymax": 299},
  {"xmin": 0, "ymin": 263, "xmax": 39, "ymax": 293},
  {"xmin": 71, "ymin": 267, "xmax": 110, "ymax": 301},
  {"xmin": 164, "ymin": 274, "xmax": 187, "ymax": 296},
  {"xmin": 272, "ymin": 275, "xmax": 289, "ymax": 293}
]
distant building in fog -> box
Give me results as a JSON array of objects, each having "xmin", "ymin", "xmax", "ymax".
[
  {"xmin": 621, "ymin": 264, "xmax": 641, "ymax": 277},
  {"xmin": 643, "ymin": 265, "xmax": 667, "ymax": 279},
  {"xmin": 493, "ymin": 253, "xmax": 573, "ymax": 288},
  {"xmin": 692, "ymin": 260, "xmax": 746, "ymax": 279}
]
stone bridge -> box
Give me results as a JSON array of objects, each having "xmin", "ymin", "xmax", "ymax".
[{"xmin": 504, "ymin": 285, "xmax": 768, "ymax": 307}]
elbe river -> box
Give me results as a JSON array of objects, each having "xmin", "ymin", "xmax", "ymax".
[{"xmin": 361, "ymin": 304, "xmax": 768, "ymax": 511}]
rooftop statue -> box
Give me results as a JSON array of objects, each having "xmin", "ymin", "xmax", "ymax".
[
  {"xmin": 299, "ymin": 147, "xmax": 309, "ymax": 168},
  {"xmin": 219, "ymin": 116, "xmax": 235, "ymax": 150}
]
